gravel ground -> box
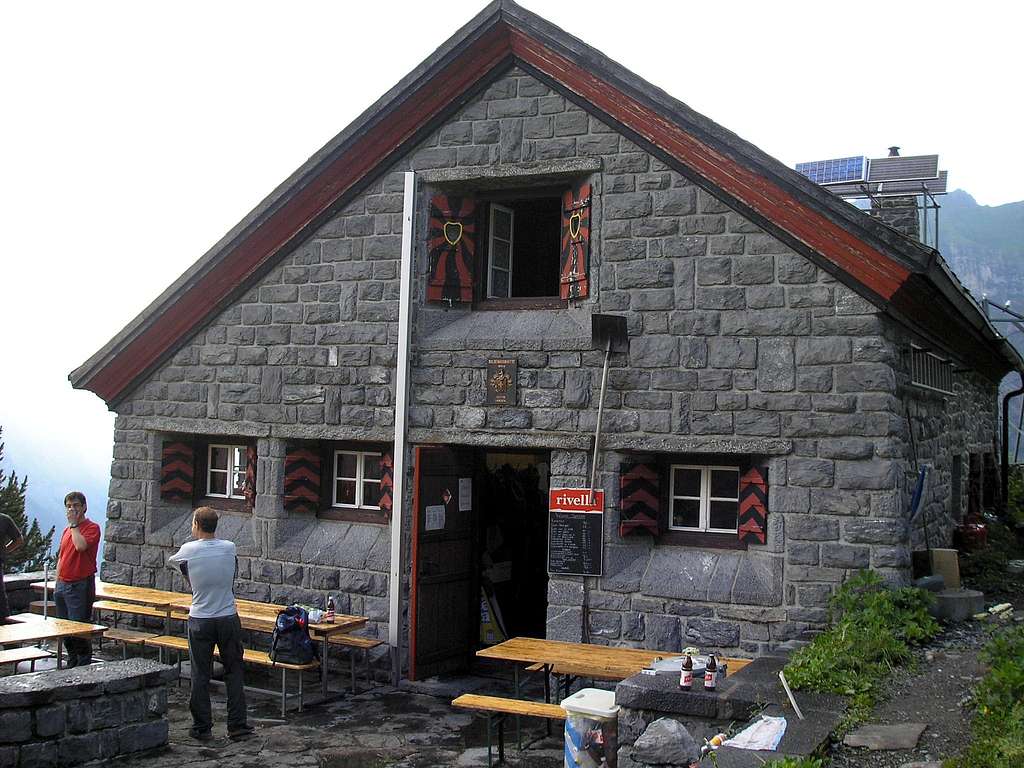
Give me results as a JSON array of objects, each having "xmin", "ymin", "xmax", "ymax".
[{"xmin": 826, "ymin": 605, "xmax": 1023, "ymax": 768}]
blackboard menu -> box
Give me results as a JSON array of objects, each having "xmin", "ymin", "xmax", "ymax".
[{"xmin": 547, "ymin": 510, "xmax": 603, "ymax": 576}]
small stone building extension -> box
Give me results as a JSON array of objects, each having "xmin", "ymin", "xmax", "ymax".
[{"xmin": 72, "ymin": 1, "xmax": 1022, "ymax": 668}]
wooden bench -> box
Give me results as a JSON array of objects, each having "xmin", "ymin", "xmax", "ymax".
[
  {"xmin": 146, "ymin": 635, "xmax": 318, "ymax": 717},
  {"xmin": 5, "ymin": 612, "xmax": 43, "ymax": 623},
  {"xmin": 314, "ymin": 632, "xmax": 385, "ymax": 693},
  {"xmin": 452, "ymin": 694, "xmax": 565, "ymax": 767},
  {"xmin": 0, "ymin": 646, "xmax": 54, "ymax": 672},
  {"xmin": 103, "ymin": 628, "xmax": 158, "ymax": 659}
]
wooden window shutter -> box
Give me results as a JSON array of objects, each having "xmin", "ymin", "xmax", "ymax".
[
  {"xmin": 560, "ymin": 182, "xmax": 592, "ymax": 300},
  {"xmin": 379, "ymin": 449, "xmax": 394, "ymax": 519},
  {"xmin": 738, "ymin": 465, "xmax": 769, "ymax": 545},
  {"xmin": 427, "ymin": 193, "xmax": 476, "ymax": 304},
  {"xmin": 160, "ymin": 440, "xmax": 194, "ymax": 501},
  {"xmin": 244, "ymin": 444, "xmax": 258, "ymax": 511},
  {"xmin": 619, "ymin": 462, "xmax": 661, "ymax": 536},
  {"xmin": 284, "ymin": 447, "xmax": 320, "ymax": 514}
]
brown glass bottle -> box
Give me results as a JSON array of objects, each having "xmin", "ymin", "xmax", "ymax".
[
  {"xmin": 679, "ymin": 653, "xmax": 693, "ymax": 689},
  {"xmin": 704, "ymin": 654, "xmax": 717, "ymax": 690}
]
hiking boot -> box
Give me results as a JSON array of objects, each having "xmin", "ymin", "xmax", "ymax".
[
  {"xmin": 227, "ymin": 724, "xmax": 255, "ymax": 741},
  {"xmin": 189, "ymin": 728, "xmax": 213, "ymax": 742}
]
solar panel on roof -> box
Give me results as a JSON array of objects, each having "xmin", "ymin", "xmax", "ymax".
[
  {"xmin": 795, "ymin": 156, "xmax": 867, "ymax": 185},
  {"xmin": 866, "ymin": 154, "xmax": 939, "ymax": 183}
]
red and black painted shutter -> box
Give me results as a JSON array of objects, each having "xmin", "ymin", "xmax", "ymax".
[
  {"xmin": 619, "ymin": 462, "xmax": 661, "ymax": 536},
  {"xmin": 284, "ymin": 448, "xmax": 320, "ymax": 514},
  {"xmin": 243, "ymin": 444, "xmax": 257, "ymax": 511},
  {"xmin": 427, "ymin": 193, "xmax": 476, "ymax": 304},
  {"xmin": 379, "ymin": 449, "xmax": 394, "ymax": 518},
  {"xmin": 738, "ymin": 465, "xmax": 769, "ymax": 545},
  {"xmin": 560, "ymin": 182, "xmax": 592, "ymax": 300},
  {"xmin": 160, "ymin": 440, "xmax": 194, "ymax": 501}
]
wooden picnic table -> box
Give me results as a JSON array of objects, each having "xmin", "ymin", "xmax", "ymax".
[
  {"xmin": 0, "ymin": 616, "xmax": 107, "ymax": 670},
  {"xmin": 33, "ymin": 580, "xmax": 369, "ymax": 696}
]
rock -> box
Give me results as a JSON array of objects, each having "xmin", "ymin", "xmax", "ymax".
[
  {"xmin": 929, "ymin": 589, "xmax": 985, "ymax": 622},
  {"xmin": 843, "ymin": 723, "xmax": 928, "ymax": 750},
  {"xmin": 899, "ymin": 763, "xmax": 942, "ymax": 768},
  {"xmin": 632, "ymin": 718, "xmax": 699, "ymax": 765}
]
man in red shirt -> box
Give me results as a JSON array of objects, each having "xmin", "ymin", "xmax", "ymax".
[{"xmin": 55, "ymin": 491, "xmax": 101, "ymax": 667}]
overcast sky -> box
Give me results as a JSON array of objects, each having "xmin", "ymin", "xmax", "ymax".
[{"xmin": 1, "ymin": 0, "xmax": 1021, "ymax": 532}]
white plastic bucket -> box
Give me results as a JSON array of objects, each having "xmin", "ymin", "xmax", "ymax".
[{"xmin": 562, "ymin": 688, "xmax": 619, "ymax": 768}]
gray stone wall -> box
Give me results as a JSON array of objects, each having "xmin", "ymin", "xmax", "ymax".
[
  {"xmin": 0, "ymin": 659, "xmax": 173, "ymax": 767},
  {"xmin": 101, "ymin": 66, "xmax": 1001, "ymax": 659}
]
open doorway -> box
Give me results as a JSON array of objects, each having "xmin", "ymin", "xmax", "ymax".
[
  {"xmin": 477, "ymin": 451, "xmax": 550, "ymax": 647},
  {"xmin": 410, "ymin": 446, "xmax": 549, "ymax": 679}
]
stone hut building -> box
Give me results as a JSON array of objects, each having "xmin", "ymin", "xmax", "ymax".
[{"xmin": 71, "ymin": 1, "xmax": 1022, "ymax": 676}]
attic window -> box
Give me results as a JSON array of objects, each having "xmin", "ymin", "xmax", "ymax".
[
  {"xmin": 426, "ymin": 182, "xmax": 591, "ymax": 308},
  {"xmin": 905, "ymin": 345, "xmax": 956, "ymax": 395}
]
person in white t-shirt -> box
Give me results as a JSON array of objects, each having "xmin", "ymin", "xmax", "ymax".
[{"xmin": 168, "ymin": 507, "xmax": 253, "ymax": 741}]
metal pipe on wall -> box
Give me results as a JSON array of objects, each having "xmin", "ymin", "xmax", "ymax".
[
  {"xmin": 388, "ymin": 171, "xmax": 417, "ymax": 683},
  {"xmin": 1001, "ymin": 371, "xmax": 1024, "ymax": 514}
]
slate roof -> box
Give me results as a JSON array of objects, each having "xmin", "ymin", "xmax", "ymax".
[{"xmin": 71, "ymin": 0, "xmax": 1023, "ymax": 405}]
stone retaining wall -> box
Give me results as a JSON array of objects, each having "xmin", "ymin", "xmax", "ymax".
[{"xmin": 0, "ymin": 659, "xmax": 173, "ymax": 768}]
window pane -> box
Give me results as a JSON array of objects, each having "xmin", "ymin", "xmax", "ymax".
[
  {"xmin": 336, "ymin": 479, "xmax": 356, "ymax": 506},
  {"xmin": 492, "ymin": 239, "xmax": 510, "ymax": 269},
  {"xmin": 710, "ymin": 469, "xmax": 739, "ymax": 499},
  {"xmin": 709, "ymin": 500, "xmax": 738, "ymax": 531},
  {"xmin": 210, "ymin": 447, "xmax": 228, "ymax": 471},
  {"xmin": 493, "ymin": 208, "xmax": 512, "ymax": 240},
  {"xmin": 209, "ymin": 472, "xmax": 228, "ymax": 496},
  {"xmin": 363, "ymin": 455, "xmax": 382, "ymax": 480},
  {"xmin": 491, "ymin": 269, "xmax": 510, "ymax": 298},
  {"xmin": 233, "ymin": 447, "xmax": 247, "ymax": 473},
  {"xmin": 363, "ymin": 481, "xmax": 380, "ymax": 506},
  {"xmin": 232, "ymin": 472, "xmax": 246, "ymax": 497},
  {"xmin": 336, "ymin": 453, "xmax": 357, "ymax": 480},
  {"xmin": 672, "ymin": 498, "xmax": 700, "ymax": 529},
  {"xmin": 673, "ymin": 468, "xmax": 701, "ymax": 498}
]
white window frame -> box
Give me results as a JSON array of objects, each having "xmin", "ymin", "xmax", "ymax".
[
  {"xmin": 668, "ymin": 464, "xmax": 740, "ymax": 533},
  {"xmin": 487, "ymin": 203, "xmax": 514, "ymax": 299},
  {"xmin": 332, "ymin": 450, "xmax": 382, "ymax": 510},
  {"xmin": 207, "ymin": 444, "xmax": 247, "ymax": 500}
]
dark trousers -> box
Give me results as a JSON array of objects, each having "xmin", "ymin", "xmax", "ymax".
[
  {"xmin": 187, "ymin": 614, "xmax": 247, "ymax": 732},
  {"xmin": 55, "ymin": 577, "xmax": 95, "ymax": 665},
  {"xmin": 0, "ymin": 576, "xmax": 9, "ymax": 620}
]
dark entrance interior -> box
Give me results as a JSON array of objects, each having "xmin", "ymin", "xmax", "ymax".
[
  {"xmin": 477, "ymin": 452, "xmax": 550, "ymax": 646},
  {"xmin": 411, "ymin": 447, "xmax": 549, "ymax": 679}
]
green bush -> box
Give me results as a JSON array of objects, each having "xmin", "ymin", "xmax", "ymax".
[
  {"xmin": 960, "ymin": 517, "xmax": 1024, "ymax": 596},
  {"xmin": 950, "ymin": 625, "xmax": 1024, "ymax": 768},
  {"xmin": 784, "ymin": 571, "xmax": 940, "ymax": 726},
  {"xmin": 761, "ymin": 758, "xmax": 824, "ymax": 768}
]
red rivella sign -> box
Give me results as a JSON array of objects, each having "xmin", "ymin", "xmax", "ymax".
[{"xmin": 549, "ymin": 488, "xmax": 604, "ymax": 514}]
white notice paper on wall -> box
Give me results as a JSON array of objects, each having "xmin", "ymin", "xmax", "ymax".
[
  {"xmin": 459, "ymin": 478, "xmax": 472, "ymax": 511},
  {"xmin": 425, "ymin": 504, "xmax": 446, "ymax": 531}
]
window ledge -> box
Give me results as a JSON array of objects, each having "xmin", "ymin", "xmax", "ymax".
[
  {"xmin": 659, "ymin": 530, "xmax": 747, "ymax": 550},
  {"xmin": 476, "ymin": 297, "xmax": 565, "ymax": 311},
  {"xmin": 197, "ymin": 497, "xmax": 250, "ymax": 514},
  {"xmin": 318, "ymin": 507, "xmax": 388, "ymax": 525}
]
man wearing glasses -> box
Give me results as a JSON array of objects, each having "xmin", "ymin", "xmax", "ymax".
[{"xmin": 55, "ymin": 491, "xmax": 101, "ymax": 667}]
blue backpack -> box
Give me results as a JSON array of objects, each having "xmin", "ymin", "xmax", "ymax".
[{"xmin": 270, "ymin": 606, "xmax": 318, "ymax": 665}]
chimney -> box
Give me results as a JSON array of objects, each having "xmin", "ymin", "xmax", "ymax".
[{"xmin": 872, "ymin": 145, "xmax": 921, "ymax": 241}]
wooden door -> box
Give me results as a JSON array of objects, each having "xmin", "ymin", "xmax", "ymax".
[{"xmin": 411, "ymin": 446, "xmax": 478, "ymax": 679}]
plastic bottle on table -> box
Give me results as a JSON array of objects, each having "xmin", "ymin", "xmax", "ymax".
[{"xmin": 326, "ymin": 594, "xmax": 336, "ymax": 623}]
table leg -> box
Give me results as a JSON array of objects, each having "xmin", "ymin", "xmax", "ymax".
[
  {"xmin": 513, "ymin": 664, "xmax": 521, "ymax": 750},
  {"xmin": 321, "ymin": 638, "xmax": 329, "ymax": 697},
  {"xmin": 543, "ymin": 663, "xmax": 553, "ymax": 737},
  {"xmin": 56, "ymin": 638, "xmax": 63, "ymax": 669}
]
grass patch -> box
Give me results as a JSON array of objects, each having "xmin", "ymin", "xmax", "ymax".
[
  {"xmin": 761, "ymin": 759, "xmax": 825, "ymax": 768},
  {"xmin": 783, "ymin": 571, "xmax": 940, "ymax": 729},
  {"xmin": 946, "ymin": 625, "xmax": 1024, "ymax": 768}
]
